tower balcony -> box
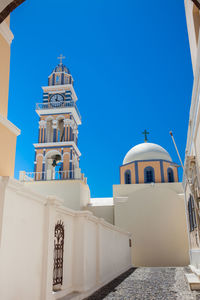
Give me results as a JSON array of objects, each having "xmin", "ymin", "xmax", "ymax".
[
  {"xmin": 36, "ymin": 101, "xmax": 81, "ymax": 124},
  {"xmin": 19, "ymin": 170, "xmax": 87, "ymax": 184}
]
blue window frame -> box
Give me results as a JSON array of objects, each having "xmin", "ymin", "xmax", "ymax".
[
  {"xmin": 124, "ymin": 170, "xmax": 131, "ymax": 184},
  {"xmin": 144, "ymin": 166, "xmax": 155, "ymax": 183},
  {"xmin": 167, "ymin": 168, "xmax": 174, "ymax": 182}
]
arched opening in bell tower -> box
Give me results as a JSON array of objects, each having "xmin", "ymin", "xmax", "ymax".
[
  {"xmin": 45, "ymin": 150, "xmax": 62, "ymax": 180},
  {"xmin": 57, "ymin": 118, "xmax": 64, "ymax": 142}
]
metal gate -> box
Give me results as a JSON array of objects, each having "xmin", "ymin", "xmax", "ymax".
[{"xmin": 53, "ymin": 220, "xmax": 64, "ymax": 290}]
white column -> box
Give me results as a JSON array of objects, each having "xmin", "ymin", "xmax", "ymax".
[{"xmin": 52, "ymin": 120, "xmax": 58, "ymax": 142}]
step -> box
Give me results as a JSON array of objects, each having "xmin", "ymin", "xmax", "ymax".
[
  {"xmin": 189, "ymin": 264, "xmax": 200, "ymax": 277},
  {"xmin": 57, "ymin": 292, "xmax": 81, "ymax": 300},
  {"xmin": 185, "ymin": 273, "xmax": 200, "ymax": 290}
]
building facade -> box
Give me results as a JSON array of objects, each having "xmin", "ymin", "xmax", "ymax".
[
  {"xmin": 0, "ymin": 2, "xmax": 23, "ymax": 176},
  {"xmin": 184, "ymin": 0, "xmax": 200, "ymax": 280}
]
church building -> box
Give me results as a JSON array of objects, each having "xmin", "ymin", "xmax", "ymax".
[{"xmin": 88, "ymin": 134, "xmax": 189, "ymax": 267}]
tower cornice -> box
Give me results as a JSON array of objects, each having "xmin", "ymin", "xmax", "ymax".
[
  {"xmin": 33, "ymin": 141, "xmax": 81, "ymax": 157},
  {"xmin": 36, "ymin": 105, "xmax": 81, "ymax": 125}
]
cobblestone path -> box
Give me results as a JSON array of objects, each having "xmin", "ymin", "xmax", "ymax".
[{"xmin": 85, "ymin": 267, "xmax": 200, "ymax": 300}]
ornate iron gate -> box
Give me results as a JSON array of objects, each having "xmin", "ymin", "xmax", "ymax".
[{"xmin": 53, "ymin": 220, "xmax": 64, "ymax": 289}]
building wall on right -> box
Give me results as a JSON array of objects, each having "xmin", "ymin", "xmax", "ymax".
[{"xmin": 184, "ymin": 0, "xmax": 200, "ymax": 270}]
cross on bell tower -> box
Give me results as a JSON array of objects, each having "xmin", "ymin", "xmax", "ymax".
[
  {"xmin": 57, "ymin": 54, "xmax": 66, "ymax": 65},
  {"xmin": 142, "ymin": 129, "xmax": 149, "ymax": 143}
]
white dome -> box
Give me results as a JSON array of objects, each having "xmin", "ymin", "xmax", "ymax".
[{"xmin": 123, "ymin": 142, "xmax": 172, "ymax": 165}]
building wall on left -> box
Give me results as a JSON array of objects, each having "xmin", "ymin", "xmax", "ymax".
[
  {"xmin": 0, "ymin": 15, "xmax": 20, "ymax": 176},
  {"xmin": 0, "ymin": 16, "xmax": 10, "ymax": 118}
]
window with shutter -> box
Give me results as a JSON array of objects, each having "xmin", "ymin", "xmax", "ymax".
[
  {"xmin": 188, "ymin": 195, "xmax": 197, "ymax": 232},
  {"xmin": 188, "ymin": 198, "xmax": 194, "ymax": 232},
  {"xmin": 191, "ymin": 195, "xmax": 197, "ymax": 228}
]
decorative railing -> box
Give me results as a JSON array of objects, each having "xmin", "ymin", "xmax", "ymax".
[
  {"xmin": 19, "ymin": 170, "xmax": 86, "ymax": 183},
  {"xmin": 36, "ymin": 101, "xmax": 81, "ymax": 120}
]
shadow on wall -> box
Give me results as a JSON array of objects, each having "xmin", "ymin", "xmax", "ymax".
[{"xmin": 83, "ymin": 268, "xmax": 137, "ymax": 300}]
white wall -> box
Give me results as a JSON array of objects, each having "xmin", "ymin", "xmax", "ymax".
[
  {"xmin": 24, "ymin": 179, "xmax": 90, "ymax": 210},
  {"xmin": 184, "ymin": 0, "xmax": 200, "ymax": 272},
  {"xmin": 86, "ymin": 205, "xmax": 114, "ymax": 224},
  {"xmin": 113, "ymin": 182, "xmax": 189, "ymax": 267},
  {"xmin": 0, "ymin": 177, "xmax": 132, "ymax": 300},
  {"xmin": 53, "ymin": 210, "xmax": 132, "ymax": 300},
  {"xmin": 99, "ymin": 224, "xmax": 131, "ymax": 285},
  {"xmin": 0, "ymin": 178, "xmax": 46, "ymax": 300}
]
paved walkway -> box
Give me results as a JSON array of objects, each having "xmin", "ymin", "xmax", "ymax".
[{"xmin": 85, "ymin": 267, "xmax": 200, "ymax": 300}]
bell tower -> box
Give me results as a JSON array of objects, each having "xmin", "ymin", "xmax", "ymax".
[{"xmin": 32, "ymin": 55, "xmax": 83, "ymax": 181}]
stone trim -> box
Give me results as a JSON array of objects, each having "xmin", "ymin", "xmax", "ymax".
[
  {"xmin": 0, "ymin": 20, "xmax": 13, "ymax": 44},
  {"xmin": 0, "ymin": 114, "xmax": 20, "ymax": 136}
]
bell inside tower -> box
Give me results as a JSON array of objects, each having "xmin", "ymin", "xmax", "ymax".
[
  {"xmin": 46, "ymin": 152, "xmax": 62, "ymax": 180},
  {"xmin": 57, "ymin": 119, "xmax": 64, "ymax": 142}
]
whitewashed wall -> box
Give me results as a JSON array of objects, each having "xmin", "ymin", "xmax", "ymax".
[
  {"xmin": 0, "ymin": 177, "xmax": 132, "ymax": 300},
  {"xmin": 184, "ymin": 0, "xmax": 200, "ymax": 272},
  {"xmin": 0, "ymin": 177, "xmax": 46, "ymax": 300},
  {"xmin": 113, "ymin": 182, "xmax": 189, "ymax": 267},
  {"xmin": 24, "ymin": 180, "xmax": 90, "ymax": 210}
]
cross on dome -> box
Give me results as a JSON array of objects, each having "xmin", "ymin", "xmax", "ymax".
[
  {"xmin": 142, "ymin": 129, "xmax": 149, "ymax": 143},
  {"xmin": 57, "ymin": 54, "xmax": 66, "ymax": 65}
]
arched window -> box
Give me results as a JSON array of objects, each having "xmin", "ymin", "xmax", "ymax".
[
  {"xmin": 56, "ymin": 75, "xmax": 60, "ymax": 85},
  {"xmin": 144, "ymin": 166, "xmax": 155, "ymax": 183},
  {"xmin": 124, "ymin": 170, "xmax": 131, "ymax": 184},
  {"xmin": 53, "ymin": 220, "xmax": 64, "ymax": 291},
  {"xmin": 167, "ymin": 168, "xmax": 174, "ymax": 182}
]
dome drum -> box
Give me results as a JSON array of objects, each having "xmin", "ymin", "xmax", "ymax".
[{"xmin": 120, "ymin": 142, "xmax": 179, "ymax": 185}]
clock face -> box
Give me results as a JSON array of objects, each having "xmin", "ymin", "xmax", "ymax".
[{"xmin": 50, "ymin": 94, "xmax": 64, "ymax": 104}]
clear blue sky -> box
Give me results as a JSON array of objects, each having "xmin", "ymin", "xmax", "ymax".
[{"xmin": 9, "ymin": 0, "xmax": 193, "ymax": 197}]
